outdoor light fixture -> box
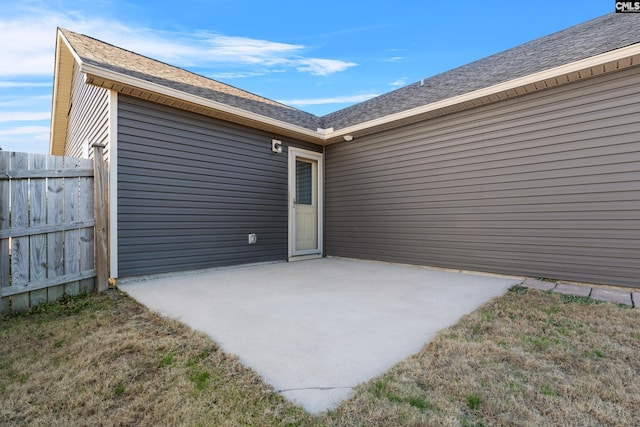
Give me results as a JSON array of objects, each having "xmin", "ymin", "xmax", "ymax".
[
  {"xmin": 343, "ymin": 135, "xmax": 354, "ymax": 142},
  {"xmin": 271, "ymin": 139, "xmax": 282, "ymax": 153}
]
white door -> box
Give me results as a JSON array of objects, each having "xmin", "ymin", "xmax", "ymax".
[{"xmin": 289, "ymin": 148, "xmax": 323, "ymax": 258}]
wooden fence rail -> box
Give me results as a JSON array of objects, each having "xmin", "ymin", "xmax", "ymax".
[{"xmin": 0, "ymin": 147, "xmax": 108, "ymax": 315}]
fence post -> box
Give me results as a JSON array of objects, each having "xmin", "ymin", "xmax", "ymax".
[
  {"xmin": 92, "ymin": 144, "xmax": 109, "ymax": 292},
  {"xmin": 0, "ymin": 151, "xmax": 9, "ymax": 314}
]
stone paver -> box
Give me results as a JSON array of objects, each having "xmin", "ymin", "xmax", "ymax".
[
  {"xmin": 522, "ymin": 277, "xmax": 638, "ymax": 307},
  {"xmin": 590, "ymin": 288, "xmax": 633, "ymax": 307},
  {"xmin": 553, "ymin": 282, "xmax": 591, "ymax": 297},
  {"xmin": 521, "ymin": 277, "xmax": 556, "ymax": 291}
]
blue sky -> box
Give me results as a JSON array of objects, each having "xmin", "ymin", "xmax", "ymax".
[{"xmin": 0, "ymin": 0, "xmax": 613, "ymax": 154}]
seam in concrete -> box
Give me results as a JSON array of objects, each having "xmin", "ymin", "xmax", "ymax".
[
  {"xmin": 115, "ymin": 260, "xmax": 286, "ymax": 285},
  {"xmin": 327, "ymin": 256, "xmax": 525, "ymax": 282}
]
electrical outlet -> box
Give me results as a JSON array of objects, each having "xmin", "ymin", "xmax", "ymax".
[{"xmin": 248, "ymin": 233, "xmax": 257, "ymax": 244}]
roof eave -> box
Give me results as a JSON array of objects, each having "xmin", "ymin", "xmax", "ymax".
[
  {"xmin": 80, "ymin": 63, "xmax": 327, "ymax": 144},
  {"xmin": 54, "ymin": 32, "xmax": 640, "ymax": 150},
  {"xmin": 323, "ymin": 43, "xmax": 640, "ymax": 144}
]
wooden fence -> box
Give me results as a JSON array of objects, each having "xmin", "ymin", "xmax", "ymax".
[{"xmin": 0, "ymin": 147, "xmax": 108, "ymax": 315}]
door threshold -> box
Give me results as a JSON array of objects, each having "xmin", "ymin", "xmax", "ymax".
[{"xmin": 288, "ymin": 254, "xmax": 323, "ymax": 262}]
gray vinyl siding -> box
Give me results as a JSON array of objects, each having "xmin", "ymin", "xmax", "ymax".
[
  {"xmin": 117, "ymin": 95, "xmax": 321, "ymax": 277},
  {"xmin": 325, "ymin": 67, "xmax": 640, "ymax": 288},
  {"xmin": 65, "ymin": 63, "xmax": 110, "ymax": 160}
]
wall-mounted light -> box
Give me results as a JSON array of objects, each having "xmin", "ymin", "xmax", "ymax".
[
  {"xmin": 343, "ymin": 135, "xmax": 354, "ymax": 142},
  {"xmin": 272, "ymin": 139, "xmax": 282, "ymax": 153}
]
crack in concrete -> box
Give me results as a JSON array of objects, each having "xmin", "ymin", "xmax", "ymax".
[{"xmin": 278, "ymin": 386, "xmax": 355, "ymax": 392}]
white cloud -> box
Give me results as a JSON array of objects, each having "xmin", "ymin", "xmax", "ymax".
[
  {"xmin": 197, "ymin": 34, "xmax": 302, "ymax": 64},
  {"xmin": 0, "ymin": 125, "xmax": 50, "ymax": 135},
  {"xmin": 0, "ymin": 7, "xmax": 357, "ymax": 77},
  {"xmin": 136, "ymin": 32, "xmax": 358, "ymax": 76},
  {"xmin": 0, "ymin": 20, "xmax": 56, "ymax": 76},
  {"xmin": 0, "ymin": 81, "xmax": 51, "ymax": 88},
  {"xmin": 0, "ymin": 125, "xmax": 50, "ymax": 152},
  {"xmin": 0, "ymin": 112, "xmax": 51, "ymax": 122},
  {"xmin": 0, "ymin": 132, "xmax": 50, "ymax": 154},
  {"xmin": 277, "ymin": 93, "xmax": 379, "ymax": 106},
  {"xmin": 0, "ymin": 94, "xmax": 51, "ymax": 107},
  {"xmin": 209, "ymin": 71, "xmax": 266, "ymax": 79},
  {"xmin": 384, "ymin": 56, "xmax": 404, "ymax": 62},
  {"xmin": 295, "ymin": 58, "xmax": 357, "ymax": 76},
  {"xmin": 390, "ymin": 78, "xmax": 408, "ymax": 87}
]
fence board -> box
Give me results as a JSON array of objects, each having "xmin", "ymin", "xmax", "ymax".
[
  {"xmin": 0, "ymin": 220, "xmax": 96, "ymax": 239},
  {"xmin": 47, "ymin": 156, "xmax": 65, "ymax": 302},
  {"xmin": 93, "ymin": 144, "xmax": 109, "ymax": 292},
  {"xmin": 29, "ymin": 154, "xmax": 48, "ymax": 306},
  {"xmin": 79, "ymin": 175, "xmax": 95, "ymax": 294},
  {"xmin": 64, "ymin": 174, "xmax": 80, "ymax": 297},
  {"xmin": 0, "ymin": 152, "xmax": 9, "ymax": 313},
  {"xmin": 10, "ymin": 153, "xmax": 30, "ymax": 311},
  {"xmin": 1, "ymin": 168, "xmax": 94, "ymax": 179},
  {"xmin": 0, "ymin": 269, "xmax": 97, "ymax": 297},
  {"xmin": 0, "ymin": 151, "xmax": 105, "ymax": 315}
]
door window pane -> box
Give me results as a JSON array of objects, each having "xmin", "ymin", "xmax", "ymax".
[{"xmin": 296, "ymin": 160, "xmax": 313, "ymax": 205}]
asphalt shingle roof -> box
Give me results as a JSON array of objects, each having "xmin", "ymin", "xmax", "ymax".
[
  {"xmin": 321, "ymin": 13, "xmax": 640, "ymax": 130},
  {"xmin": 61, "ymin": 12, "xmax": 640, "ymax": 134},
  {"xmin": 60, "ymin": 29, "xmax": 322, "ymax": 130}
]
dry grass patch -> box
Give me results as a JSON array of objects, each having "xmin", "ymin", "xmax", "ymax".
[
  {"xmin": 0, "ymin": 290, "xmax": 315, "ymax": 426},
  {"xmin": 2, "ymin": 286, "xmax": 639, "ymax": 426},
  {"xmin": 328, "ymin": 286, "xmax": 640, "ymax": 426}
]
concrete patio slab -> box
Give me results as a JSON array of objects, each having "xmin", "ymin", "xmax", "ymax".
[{"xmin": 118, "ymin": 258, "xmax": 520, "ymax": 414}]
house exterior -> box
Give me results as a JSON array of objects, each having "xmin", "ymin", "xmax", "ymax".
[{"xmin": 50, "ymin": 13, "xmax": 640, "ymax": 287}]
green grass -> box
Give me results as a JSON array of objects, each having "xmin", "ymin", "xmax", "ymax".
[
  {"xmin": 113, "ymin": 383, "xmax": 126, "ymax": 397},
  {"xmin": 160, "ymin": 351, "xmax": 175, "ymax": 366},
  {"xmin": 466, "ymin": 393, "xmax": 482, "ymax": 410},
  {"xmin": 540, "ymin": 384, "xmax": 557, "ymax": 397}
]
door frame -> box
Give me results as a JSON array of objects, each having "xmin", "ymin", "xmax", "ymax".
[{"xmin": 288, "ymin": 147, "xmax": 323, "ymax": 259}]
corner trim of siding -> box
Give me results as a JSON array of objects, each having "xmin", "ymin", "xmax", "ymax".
[{"xmin": 108, "ymin": 90, "xmax": 118, "ymax": 279}]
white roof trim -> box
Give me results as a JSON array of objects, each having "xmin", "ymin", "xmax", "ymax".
[{"xmin": 58, "ymin": 29, "xmax": 86, "ymax": 67}]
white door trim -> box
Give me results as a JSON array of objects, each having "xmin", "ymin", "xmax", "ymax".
[{"xmin": 288, "ymin": 147, "xmax": 323, "ymax": 259}]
